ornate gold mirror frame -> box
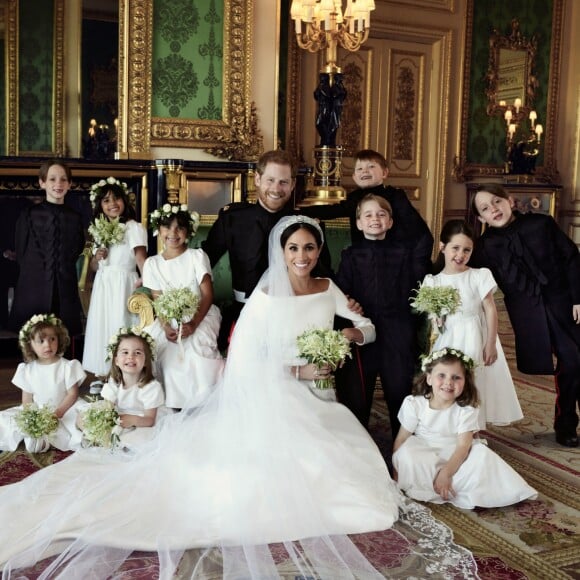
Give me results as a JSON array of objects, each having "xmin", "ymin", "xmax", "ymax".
[
  {"xmin": 2, "ymin": 0, "xmax": 65, "ymax": 156},
  {"xmin": 485, "ymin": 18, "xmax": 538, "ymax": 116},
  {"xmin": 455, "ymin": 0, "xmax": 564, "ymax": 182},
  {"xmin": 118, "ymin": 0, "xmax": 261, "ymax": 160}
]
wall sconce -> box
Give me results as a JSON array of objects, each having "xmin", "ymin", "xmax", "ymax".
[{"xmin": 503, "ymin": 99, "xmax": 543, "ymax": 175}]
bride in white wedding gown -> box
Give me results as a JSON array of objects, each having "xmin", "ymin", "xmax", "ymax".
[{"xmin": 0, "ymin": 216, "xmax": 477, "ymax": 579}]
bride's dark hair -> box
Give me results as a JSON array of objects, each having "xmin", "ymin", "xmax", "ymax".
[{"xmin": 280, "ymin": 221, "xmax": 323, "ymax": 249}]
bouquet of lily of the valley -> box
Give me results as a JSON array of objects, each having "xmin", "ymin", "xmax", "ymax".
[
  {"xmin": 14, "ymin": 403, "xmax": 58, "ymax": 439},
  {"xmin": 79, "ymin": 400, "xmax": 122, "ymax": 449},
  {"xmin": 296, "ymin": 328, "xmax": 352, "ymax": 389},
  {"xmin": 88, "ymin": 215, "xmax": 126, "ymax": 253},
  {"xmin": 409, "ymin": 284, "xmax": 461, "ymax": 334},
  {"xmin": 153, "ymin": 287, "xmax": 200, "ymax": 331}
]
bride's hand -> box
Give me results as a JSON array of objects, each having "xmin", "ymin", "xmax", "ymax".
[{"xmin": 304, "ymin": 363, "xmax": 331, "ymax": 381}]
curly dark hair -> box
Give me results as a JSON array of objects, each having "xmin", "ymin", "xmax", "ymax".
[
  {"xmin": 157, "ymin": 211, "xmax": 196, "ymax": 240},
  {"xmin": 92, "ymin": 183, "xmax": 136, "ymax": 223}
]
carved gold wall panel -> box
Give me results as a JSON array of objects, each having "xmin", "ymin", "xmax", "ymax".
[{"xmin": 388, "ymin": 51, "xmax": 424, "ymax": 178}]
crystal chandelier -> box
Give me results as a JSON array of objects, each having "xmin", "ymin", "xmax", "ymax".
[{"xmin": 290, "ymin": 0, "xmax": 375, "ymax": 73}]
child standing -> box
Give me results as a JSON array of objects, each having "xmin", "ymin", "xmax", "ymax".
[
  {"xmin": 82, "ymin": 178, "xmax": 148, "ymax": 379},
  {"xmin": 393, "ymin": 348, "xmax": 537, "ymax": 508},
  {"xmin": 471, "ymin": 184, "xmax": 580, "ymax": 447},
  {"xmin": 99, "ymin": 327, "xmax": 167, "ymax": 446},
  {"xmin": 336, "ymin": 194, "xmax": 419, "ymax": 436},
  {"xmin": 303, "ymin": 149, "xmax": 433, "ymax": 283},
  {"xmin": 9, "ymin": 160, "xmax": 85, "ymax": 337},
  {"xmin": 421, "ymin": 219, "xmax": 522, "ymax": 429},
  {"xmin": 144, "ymin": 205, "xmax": 224, "ymax": 409},
  {"xmin": 0, "ymin": 314, "xmax": 86, "ymax": 452}
]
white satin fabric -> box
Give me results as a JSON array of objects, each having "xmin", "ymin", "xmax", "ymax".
[{"xmin": 0, "ymin": 216, "xmax": 478, "ymax": 579}]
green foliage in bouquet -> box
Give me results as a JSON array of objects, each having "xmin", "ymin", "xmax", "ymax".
[
  {"xmin": 14, "ymin": 403, "xmax": 59, "ymax": 439},
  {"xmin": 80, "ymin": 400, "xmax": 121, "ymax": 449},
  {"xmin": 88, "ymin": 215, "xmax": 126, "ymax": 251},
  {"xmin": 153, "ymin": 287, "xmax": 200, "ymax": 326},
  {"xmin": 297, "ymin": 328, "xmax": 352, "ymax": 389},
  {"xmin": 409, "ymin": 284, "xmax": 461, "ymax": 333}
]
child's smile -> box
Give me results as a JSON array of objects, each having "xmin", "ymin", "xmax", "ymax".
[
  {"xmin": 440, "ymin": 233, "xmax": 473, "ymax": 274},
  {"xmin": 427, "ymin": 361, "xmax": 466, "ymax": 409}
]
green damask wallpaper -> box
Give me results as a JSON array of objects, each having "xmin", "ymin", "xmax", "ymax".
[
  {"xmin": 466, "ymin": 0, "xmax": 553, "ymax": 167},
  {"xmin": 151, "ymin": 0, "xmax": 224, "ymax": 120},
  {"xmin": 19, "ymin": 0, "xmax": 54, "ymax": 153}
]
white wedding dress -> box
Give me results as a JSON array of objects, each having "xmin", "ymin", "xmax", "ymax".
[{"xmin": 0, "ymin": 216, "xmax": 477, "ymax": 579}]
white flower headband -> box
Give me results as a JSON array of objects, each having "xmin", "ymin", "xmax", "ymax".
[
  {"xmin": 106, "ymin": 327, "xmax": 156, "ymax": 361},
  {"xmin": 19, "ymin": 313, "xmax": 62, "ymax": 348},
  {"xmin": 420, "ymin": 347, "xmax": 475, "ymax": 372},
  {"xmin": 149, "ymin": 203, "xmax": 201, "ymax": 238},
  {"xmin": 90, "ymin": 177, "xmax": 129, "ymax": 209}
]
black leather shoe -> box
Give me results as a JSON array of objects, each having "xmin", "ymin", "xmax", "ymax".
[{"xmin": 555, "ymin": 431, "xmax": 579, "ymax": 447}]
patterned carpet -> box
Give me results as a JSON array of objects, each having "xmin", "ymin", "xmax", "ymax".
[
  {"xmin": 387, "ymin": 299, "xmax": 579, "ymax": 580},
  {"xmin": 0, "ymin": 301, "xmax": 578, "ymax": 578}
]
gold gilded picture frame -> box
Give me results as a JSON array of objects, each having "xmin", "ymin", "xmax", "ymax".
[{"xmin": 117, "ymin": 0, "xmax": 260, "ymax": 160}]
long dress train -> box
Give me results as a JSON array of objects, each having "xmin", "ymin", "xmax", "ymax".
[{"xmin": 0, "ymin": 219, "xmax": 477, "ymax": 579}]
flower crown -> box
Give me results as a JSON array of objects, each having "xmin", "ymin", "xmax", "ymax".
[
  {"xmin": 106, "ymin": 327, "xmax": 156, "ymax": 361},
  {"xmin": 18, "ymin": 313, "xmax": 62, "ymax": 348},
  {"xmin": 420, "ymin": 347, "xmax": 475, "ymax": 372},
  {"xmin": 149, "ymin": 203, "xmax": 201, "ymax": 238},
  {"xmin": 90, "ymin": 177, "xmax": 129, "ymax": 208}
]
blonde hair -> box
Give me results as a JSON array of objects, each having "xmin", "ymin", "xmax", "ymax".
[{"xmin": 356, "ymin": 194, "xmax": 393, "ymax": 219}]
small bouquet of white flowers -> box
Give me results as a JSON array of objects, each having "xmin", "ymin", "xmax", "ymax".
[
  {"xmin": 88, "ymin": 215, "xmax": 126, "ymax": 253},
  {"xmin": 79, "ymin": 400, "xmax": 122, "ymax": 449},
  {"xmin": 153, "ymin": 287, "xmax": 200, "ymax": 330},
  {"xmin": 409, "ymin": 284, "xmax": 461, "ymax": 334},
  {"xmin": 296, "ymin": 328, "xmax": 352, "ymax": 389},
  {"xmin": 14, "ymin": 403, "xmax": 59, "ymax": 440}
]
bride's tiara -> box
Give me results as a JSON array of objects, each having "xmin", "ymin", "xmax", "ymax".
[{"xmin": 279, "ymin": 215, "xmax": 324, "ymax": 242}]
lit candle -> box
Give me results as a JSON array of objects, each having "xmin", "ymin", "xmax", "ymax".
[
  {"xmin": 504, "ymin": 109, "xmax": 512, "ymax": 124},
  {"xmin": 508, "ymin": 123, "xmax": 516, "ymax": 138},
  {"xmin": 514, "ymin": 98, "xmax": 522, "ymax": 114},
  {"xmin": 499, "ymin": 100, "xmax": 507, "ymax": 107},
  {"xmin": 529, "ymin": 110, "xmax": 537, "ymax": 128},
  {"xmin": 535, "ymin": 124, "xmax": 543, "ymax": 143}
]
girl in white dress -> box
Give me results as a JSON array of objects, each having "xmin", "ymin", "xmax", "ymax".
[
  {"xmin": 94, "ymin": 328, "xmax": 168, "ymax": 447},
  {"xmin": 393, "ymin": 347, "xmax": 537, "ymax": 509},
  {"xmin": 144, "ymin": 204, "xmax": 223, "ymax": 409},
  {"xmin": 422, "ymin": 219, "xmax": 523, "ymax": 428},
  {"xmin": 82, "ymin": 178, "xmax": 148, "ymax": 379},
  {"xmin": 0, "ymin": 314, "xmax": 86, "ymax": 452},
  {"xmin": 0, "ymin": 217, "xmax": 478, "ymax": 579}
]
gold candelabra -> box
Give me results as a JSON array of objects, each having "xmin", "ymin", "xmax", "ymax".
[
  {"xmin": 291, "ymin": 0, "xmax": 375, "ymax": 74},
  {"xmin": 290, "ymin": 0, "xmax": 375, "ymax": 202}
]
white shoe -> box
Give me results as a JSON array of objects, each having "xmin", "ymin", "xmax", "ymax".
[{"xmin": 89, "ymin": 380, "xmax": 104, "ymax": 395}]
